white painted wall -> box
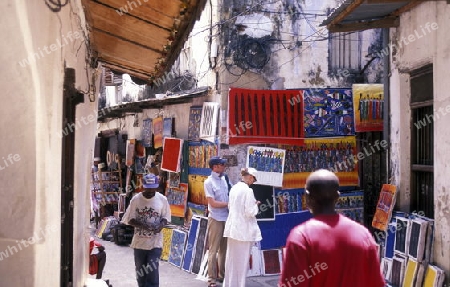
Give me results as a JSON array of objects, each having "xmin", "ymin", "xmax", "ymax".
[
  {"xmin": 390, "ymin": 0, "xmax": 450, "ymax": 275},
  {"xmin": 0, "ymin": 1, "xmax": 97, "ymax": 286}
]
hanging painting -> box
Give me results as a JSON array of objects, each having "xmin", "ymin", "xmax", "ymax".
[
  {"xmin": 188, "ymin": 140, "xmax": 218, "ymax": 175},
  {"xmin": 281, "ymin": 136, "xmax": 359, "ymax": 188},
  {"xmin": 163, "ymin": 117, "xmax": 174, "ymax": 138},
  {"xmin": 352, "ymin": 84, "xmax": 384, "ymax": 132},
  {"xmin": 166, "ymin": 183, "xmax": 188, "ymax": 218},
  {"xmin": 228, "ymin": 88, "xmax": 305, "ymax": 145},
  {"xmin": 125, "ymin": 139, "xmax": 135, "ymax": 167},
  {"xmin": 142, "ymin": 118, "xmax": 153, "ymax": 147},
  {"xmin": 372, "ymin": 184, "xmax": 397, "ymax": 231},
  {"xmin": 161, "ymin": 137, "xmax": 183, "ymax": 173},
  {"xmin": 247, "ymin": 146, "xmax": 285, "ymax": 187},
  {"xmin": 188, "ymin": 106, "xmax": 203, "ymax": 141},
  {"xmin": 302, "ymin": 88, "xmax": 354, "ymax": 137},
  {"xmin": 153, "ymin": 116, "xmax": 164, "ymax": 149},
  {"xmin": 199, "ymin": 102, "xmax": 220, "ymax": 143}
]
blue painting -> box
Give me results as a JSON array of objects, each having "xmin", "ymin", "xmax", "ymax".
[
  {"xmin": 168, "ymin": 229, "xmax": 187, "ymax": 268},
  {"xmin": 182, "ymin": 216, "xmax": 200, "ymax": 272},
  {"xmin": 303, "ymin": 88, "xmax": 354, "ymax": 137}
]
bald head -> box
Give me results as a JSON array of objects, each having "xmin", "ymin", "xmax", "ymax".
[{"xmin": 305, "ymin": 169, "xmax": 340, "ymax": 213}]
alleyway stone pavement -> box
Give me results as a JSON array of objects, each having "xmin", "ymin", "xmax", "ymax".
[{"xmin": 88, "ymin": 227, "xmax": 280, "ymax": 287}]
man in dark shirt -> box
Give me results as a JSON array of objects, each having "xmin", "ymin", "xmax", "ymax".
[{"xmin": 279, "ymin": 169, "xmax": 385, "ymax": 287}]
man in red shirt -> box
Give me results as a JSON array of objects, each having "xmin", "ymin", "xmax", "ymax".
[{"xmin": 279, "ymin": 169, "xmax": 385, "ymax": 287}]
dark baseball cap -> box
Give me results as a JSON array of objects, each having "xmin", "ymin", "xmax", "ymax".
[{"xmin": 208, "ymin": 156, "xmax": 227, "ymax": 168}]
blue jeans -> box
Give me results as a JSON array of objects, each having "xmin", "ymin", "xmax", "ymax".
[{"xmin": 134, "ymin": 248, "xmax": 162, "ymax": 287}]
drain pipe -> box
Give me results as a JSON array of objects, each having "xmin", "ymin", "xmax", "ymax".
[{"xmin": 382, "ymin": 27, "xmax": 391, "ymax": 183}]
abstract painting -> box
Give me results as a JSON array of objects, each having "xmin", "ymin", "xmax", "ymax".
[{"xmin": 302, "ymin": 88, "xmax": 354, "ymax": 137}]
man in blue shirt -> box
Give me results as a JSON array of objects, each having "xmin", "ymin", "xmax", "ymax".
[{"xmin": 204, "ymin": 156, "xmax": 229, "ymax": 287}]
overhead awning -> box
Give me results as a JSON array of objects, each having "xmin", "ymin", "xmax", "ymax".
[
  {"xmin": 82, "ymin": 0, "xmax": 207, "ymax": 83},
  {"xmin": 321, "ymin": 0, "xmax": 429, "ymax": 32}
]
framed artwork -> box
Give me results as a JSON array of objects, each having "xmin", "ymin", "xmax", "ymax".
[
  {"xmin": 188, "ymin": 106, "xmax": 202, "ymax": 141},
  {"xmin": 262, "ymin": 249, "xmax": 282, "ymax": 275},
  {"xmin": 163, "ymin": 117, "xmax": 174, "ymax": 138},
  {"xmin": 161, "ymin": 137, "xmax": 183, "ymax": 172},
  {"xmin": 372, "ymin": 184, "xmax": 397, "ymax": 231},
  {"xmin": 153, "ymin": 117, "xmax": 163, "ymax": 149},
  {"xmin": 191, "ymin": 217, "xmax": 208, "ymax": 274},
  {"xmin": 161, "ymin": 228, "xmax": 174, "ymax": 261},
  {"xmin": 352, "ymin": 84, "xmax": 384, "ymax": 132},
  {"xmin": 303, "ymin": 88, "xmax": 354, "ymax": 137},
  {"xmin": 181, "ymin": 216, "xmax": 200, "ymax": 272},
  {"xmin": 168, "ymin": 229, "xmax": 187, "ymax": 267},
  {"xmin": 199, "ymin": 102, "xmax": 220, "ymax": 143},
  {"xmin": 166, "ymin": 183, "xmax": 188, "ymax": 218},
  {"xmin": 141, "ymin": 118, "xmax": 153, "ymax": 147},
  {"xmin": 247, "ymin": 146, "xmax": 285, "ymax": 187},
  {"xmin": 252, "ymin": 184, "xmax": 275, "ymax": 221}
]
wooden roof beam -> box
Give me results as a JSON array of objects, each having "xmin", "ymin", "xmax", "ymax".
[{"xmin": 329, "ymin": 17, "xmax": 399, "ymax": 32}]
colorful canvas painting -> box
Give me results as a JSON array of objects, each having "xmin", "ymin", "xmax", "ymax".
[
  {"xmin": 161, "ymin": 137, "xmax": 183, "ymax": 172},
  {"xmin": 153, "ymin": 117, "xmax": 164, "ymax": 149},
  {"xmin": 141, "ymin": 118, "xmax": 153, "ymax": 147},
  {"xmin": 352, "ymin": 84, "xmax": 384, "ymax": 132},
  {"xmin": 372, "ymin": 184, "xmax": 397, "ymax": 231},
  {"xmin": 182, "ymin": 216, "xmax": 200, "ymax": 272},
  {"xmin": 125, "ymin": 139, "xmax": 135, "ymax": 167},
  {"xmin": 247, "ymin": 146, "xmax": 285, "ymax": 187},
  {"xmin": 188, "ymin": 175, "xmax": 208, "ymax": 206},
  {"xmin": 188, "ymin": 141, "xmax": 218, "ymax": 175},
  {"xmin": 335, "ymin": 191, "xmax": 364, "ymax": 224},
  {"xmin": 166, "ymin": 183, "xmax": 188, "ymax": 218},
  {"xmin": 188, "ymin": 106, "xmax": 202, "ymax": 141},
  {"xmin": 275, "ymin": 188, "xmax": 303, "ymax": 214},
  {"xmin": 168, "ymin": 229, "xmax": 187, "ymax": 267},
  {"xmin": 281, "ymin": 137, "xmax": 359, "ymax": 188},
  {"xmin": 302, "ymin": 88, "xmax": 354, "ymax": 137},
  {"xmin": 161, "ymin": 228, "xmax": 174, "ymax": 261}
]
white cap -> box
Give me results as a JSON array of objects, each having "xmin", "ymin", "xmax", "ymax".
[{"xmin": 241, "ymin": 167, "xmax": 258, "ymax": 181}]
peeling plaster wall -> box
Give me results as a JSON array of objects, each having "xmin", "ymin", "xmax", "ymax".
[
  {"xmin": 0, "ymin": 1, "xmax": 97, "ymax": 286},
  {"xmin": 390, "ymin": 1, "xmax": 450, "ymax": 276}
]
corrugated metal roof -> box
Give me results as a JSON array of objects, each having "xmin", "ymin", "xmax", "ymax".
[{"xmin": 321, "ymin": 0, "xmax": 424, "ymax": 32}]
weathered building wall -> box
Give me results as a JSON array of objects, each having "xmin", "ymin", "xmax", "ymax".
[
  {"xmin": 390, "ymin": 0, "xmax": 450, "ymax": 275},
  {"xmin": 0, "ymin": 1, "xmax": 97, "ymax": 286}
]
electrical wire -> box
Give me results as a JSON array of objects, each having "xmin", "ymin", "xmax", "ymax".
[{"xmin": 44, "ymin": 0, "xmax": 69, "ymax": 12}]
